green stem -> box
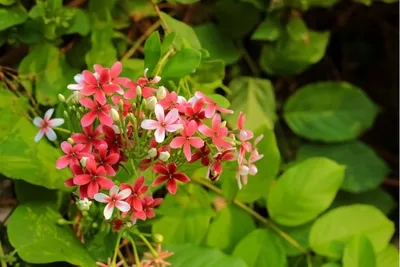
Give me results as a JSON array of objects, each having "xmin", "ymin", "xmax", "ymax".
[
  {"xmin": 306, "ymin": 254, "xmax": 313, "ymax": 267},
  {"xmin": 150, "ymin": 0, "xmax": 171, "ymax": 33},
  {"xmin": 129, "ymin": 236, "xmax": 141, "ymax": 267},
  {"xmin": 138, "ymin": 233, "xmax": 159, "ymax": 258},
  {"xmin": 220, "ymin": 83, "xmax": 232, "ymax": 95},
  {"xmin": 52, "ymin": 127, "xmax": 71, "ymax": 134},
  {"xmin": 112, "ymin": 231, "xmax": 123, "ymax": 267},
  {"xmin": 117, "ymin": 249, "xmax": 129, "ymax": 267},
  {"xmin": 154, "ymin": 48, "xmax": 174, "ymax": 77},
  {"xmin": 0, "ymin": 240, "xmax": 7, "ymax": 267}
]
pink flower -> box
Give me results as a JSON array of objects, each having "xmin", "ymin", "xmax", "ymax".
[
  {"xmin": 152, "ymin": 162, "xmax": 190, "ymax": 194},
  {"xmin": 131, "ymin": 195, "xmax": 162, "ymax": 221},
  {"xmin": 33, "ymin": 109, "xmax": 64, "ymax": 142},
  {"xmin": 206, "ymin": 149, "xmax": 236, "ymax": 181},
  {"xmin": 141, "ymin": 244, "xmax": 174, "ymax": 267},
  {"xmin": 198, "ymin": 114, "xmax": 231, "ymax": 150},
  {"xmin": 73, "ymin": 158, "xmax": 114, "ymax": 199},
  {"xmin": 80, "ymin": 98, "xmax": 113, "ymax": 127},
  {"xmin": 93, "ymin": 62, "xmax": 130, "ymax": 94},
  {"xmin": 185, "ymin": 98, "xmax": 206, "ymax": 125},
  {"xmin": 170, "ymin": 120, "xmax": 204, "ymax": 161},
  {"xmin": 64, "ymin": 164, "xmax": 90, "ymax": 199},
  {"xmin": 120, "ymin": 176, "xmax": 148, "ymax": 212},
  {"xmin": 141, "ymin": 104, "xmax": 182, "ymax": 143},
  {"xmin": 158, "ymin": 91, "xmax": 186, "ymax": 112},
  {"xmin": 111, "ymin": 95, "xmax": 132, "ymax": 117},
  {"xmin": 56, "ymin": 142, "xmax": 92, "ymax": 169},
  {"xmin": 94, "ymin": 144, "xmax": 120, "ymax": 176},
  {"xmin": 94, "ymin": 185, "xmax": 131, "ymax": 220},
  {"xmin": 71, "ymin": 125, "xmax": 106, "ymax": 152},
  {"xmin": 194, "ymin": 91, "xmax": 233, "ymax": 118},
  {"xmin": 96, "ymin": 258, "xmax": 123, "ymax": 267},
  {"xmin": 67, "ymin": 74, "xmax": 85, "ymax": 91},
  {"xmin": 237, "ymin": 112, "xmax": 254, "ymax": 157},
  {"xmin": 80, "ymin": 69, "xmax": 119, "ymax": 105},
  {"xmin": 124, "ymin": 69, "xmax": 160, "ymax": 99}
]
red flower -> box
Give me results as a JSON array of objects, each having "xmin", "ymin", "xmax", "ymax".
[
  {"xmin": 94, "ymin": 62, "xmax": 130, "ymax": 94},
  {"xmin": 112, "ymin": 219, "xmax": 124, "ymax": 232},
  {"xmin": 152, "ymin": 162, "xmax": 190, "ymax": 194},
  {"xmin": 198, "ymin": 113, "xmax": 231, "ymax": 151},
  {"xmin": 120, "ymin": 176, "xmax": 148, "ymax": 211},
  {"xmin": 80, "ymin": 69, "xmax": 120, "ymax": 105},
  {"xmin": 102, "ymin": 125, "xmax": 124, "ymax": 154},
  {"xmin": 64, "ymin": 164, "xmax": 90, "ymax": 199},
  {"xmin": 185, "ymin": 98, "xmax": 206, "ymax": 125},
  {"xmin": 158, "ymin": 91, "xmax": 186, "ymax": 113},
  {"xmin": 207, "ymin": 149, "xmax": 236, "ymax": 181},
  {"xmin": 170, "ymin": 120, "xmax": 204, "ymax": 161},
  {"xmin": 80, "ymin": 98, "xmax": 113, "ymax": 127},
  {"xmin": 94, "ymin": 144, "xmax": 120, "ymax": 176},
  {"xmin": 190, "ymin": 145, "xmax": 211, "ymax": 166},
  {"xmin": 71, "ymin": 125, "xmax": 106, "ymax": 152},
  {"xmin": 73, "ymin": 158, "xmax": 114, "ymax": 198},
  {"xmin": 195, "ymin": 91, "xmax": 233, "ymax": 118},
  {"xmin": 131, "ymin": 195, "xmax": 162, "ymax": 221},
  {"xmin": 111, "ymin": 95, "xmax": 132, "ymax": 117},
  {"xmin": 124, "ymin": 78, "xmax": 158, "ymax": 99},
  {"xmin": 56, "ymin": 142, "xmax": 92, "ymax": 169}
]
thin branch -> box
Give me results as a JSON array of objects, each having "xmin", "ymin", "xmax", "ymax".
[{"xmin": 150, "ymin": 0, "xmax": 171, "ymax": 33}]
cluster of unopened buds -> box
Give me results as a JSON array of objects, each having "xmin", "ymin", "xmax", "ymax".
[{"xmin": 43, "ymin": 61, "xmax": 263, "ymax": 225}]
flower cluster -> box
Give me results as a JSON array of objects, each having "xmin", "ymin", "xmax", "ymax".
[{"xmin": 55, "ymin": 61, "xmax": 263, "ymax": 224}]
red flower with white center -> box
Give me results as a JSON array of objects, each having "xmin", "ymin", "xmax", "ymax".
[
  {"xmin": 141, "ymin": 105, "xmax": 182, "ymax": 143},
  {"xmin": 198, "ymin": 113, "xmax": 231, "ymax": 150},
  {"xmin": 94, "ymin": 144, "xmax": 120, "ymax": 176},
  {"xmin": 170, "ymin": 120, "xmax": 204, "ymax": 161},
  {"xmin": 80, "ymin": 98, "xmax": 113, "ymax": 127},
  {"xmin": 73, "ymin": 158, "xmax": 114, "ymax": 199},
  {"xmin": 190, "ymin": 145, "xmax": 211, "ymax": 166},
  {"xmin": 33, "ymin": 108, "xmax": 64, "ymax": 142},
  {"xmin": 194, "ymin": 91, "xmax": 233, "ymax": 118},
  {"xmin": 80, "ymin": 69, "xmax": 119, "ymax": 105},
  {"xmin": 56, "ymin": 141, "xmax": 93, "ymax": 169},
  {"xmin": 94, "ymin": 185, "xmax": 131, "ymax": 220},
  {"xmin": 158, "ymin": 91, "xmax": 186, "ymax": 113},
  {"xmin": 71, "ymin": 125, "xmax": 106, "ymax": 153},
  {"xmin": 206, "ymin": 149, "xmax": 236, "ymax": 181},
  {"xmin": 185, "ymin": 98, "xmax": 206, "ymax": 125},
  {"xmin": 94, "ymin": 62, "xmax": 130, "ymax": 94},
  {"xmin": 120, "ymin": 176, "xmax": 148, "ymax": 212},
  {"xmin": 131, "ymin": 195, "xmax": 162, "ymax": 221},
  {"xmin": 152, "ymin": 162, "xmax": 190, "ymax": 194}
]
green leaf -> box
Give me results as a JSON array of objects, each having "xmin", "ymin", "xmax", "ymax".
[
  {"xmin": 0, "ymin": 0, "xmax": 15, "ymax": 6},
  {"xmin": 144, "ymin": 31, "xmax": 161, "ymax": 75},
  {"xmin": 160, "ymin": 32, "xmax": 177, "ymax": 56},
  {"xmin": 286, "ymin": 17, "xmax": 308, "ymax": 41},
  {"xmin": 0, "ymin": 4, "xmax": 28, "ymax": 31},
  {"xmin": 280, "ymin": 0, "xmax": 340, "ymax": 10},
  {"xmin": 120, "ymin": 59, "xmax": 144, "ymax": 81},
  {"xmin": 86, "ymin": 230, "xmax": 117, "ymax": 262},
  {"xmin": 160, "ymin": 12, "xmax": 201, "ymax": 49},
  {"xmin": 343, "ymin": 235, "xmax": 376, "ymax": 267},
  {"xmin": 297, "ymin": 141, "xmax": 389, "ymax": 192},
  {"xmin": 206, "ymin": 204, "xmax": 256, "ymax": 253},
  {"xmin": 331, "ymin": 188, "xmax": 396, "ymax": 215},
  {"xmin": 260, "ymin": 30, "xmax": 330, "ymax": 76},
  {"xmin": 8, "ymin": 202, "xmax": 96, "ymax": 266},
  {"xmin": 85, "ymin": 26, "xmax": 117, "ymax": 68},
  {"xmin": 0, "ymin": 90, "xmax": 70, "ymax": 190},
  {"xmin": 268, "ymin": 157, "xmax": 344, "ymax": 226},
  {"xmin": 194, "ymin": 23, "xmax": 241, "ymax": 65},
  {"xmin": 208, "ymin": 94, "xmax": 230, "ymax": 108},
  {"xmin": 162, "ymin": 48, "xmax": 202, "ymax": 80},
  {"xmin": 284, "ymin": 82, "xmax": 378, "ymax": 142},
  {"xmin": 165, "ymin": 244, "xmax": 247, "ymax": 267},
  {"xmin": 66, "ymin": 8, "xmax": 90, "ymax": 35},
  {"xmin": 309, "ymin": 204, "xmax": 395, "ymax": 259},
  {"xmin": 16, "ymin": 20, "xmax": 43, "ymax": 44},
  {"xmin": 251, "ymin": 14, "xmax": 282, "ymax": 41},
  {"xmin": 376, "ymin": 245, "xmax": 399, "ymax": 267},
  {"xmin": 233, "ymin": 229, "xmax": 287, "ymax": 267},
  {"xmin": 215, "ymin": 0, "xmax": 261, "ymax": 39},
  {"xmin": 152, "ymin": 184, "xmax": 213, "ymax": 244},
  {"xmin": 14, "ymin": 180, "xmax": 60, "ymax": 204},
  {"xmin": 278, "ymin": 222, "xmax": 312, "ymax": 256},
  {"xmin": 322, "ymin": 263, "xmax": 342, "ymax": 267},
  {"xmin": 236, "ymin": 126, "xmax": 280, "ymax": 203},
  {"xmin": 227, "ymin": 77, "xmax": 276, "ymax": 131},
  {"xmin": 189, "ymin": 60, "xmax": 225, "ymax": 94}
]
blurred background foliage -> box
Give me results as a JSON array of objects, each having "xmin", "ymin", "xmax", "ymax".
[{"xmin": 0, "ymin": 0, "xmax": 399, "ymax": 266}]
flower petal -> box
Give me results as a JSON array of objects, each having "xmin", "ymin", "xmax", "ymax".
[
  {"xmin": 73, "ymin": 174, "xmax": 92, "ymax": 185},
  {"xmin": 111, "ymin": 62, "xmax": 122, "ymax": 77},
  {"xmin": 45, "ymin": 128, "xmax": 57, "ymax": 141},
  {"xmin": 152, "ymin": 176, "xmax": 169, "ymax": 186},
  {"xmin": 56, "ymin": 155, "xmax": 71, "ymax": 169},
  {"xmin": 44, "ymin": 108, "xmax": 54, "ymax": 121},
  {"xmin": 94, "ymin": 193, "xmax": 110, "ymax": 203},
  {"xmin": 98, "ymin": 110, "xmax": 114, "ymax": 126},
  {"xmin": 170, "ymin": 137, "xmax": 185, "ymax": 148},
  {"xmin": 48, "ymin": 118, "xmax": 64, "ymax": 127},
  {"xmin": 141, "ymin": 120, "xmax": 159, "ymax": 130},
  {"xmin": 154, "ymin": 127, "xmax": 165, "ymax": 143},
  {"xmin": 94, "ymin": 90, "xmax": 107, "ymax": 106},
  {"xmin": 33, "ymin": 117, "xmax": 43, "ymax": 127},
  {"xmin": 88, "ymin": 181, "xmax": 100, "ymax": 199},
  {"xmin": 34, "ymin": 130, "xmax": 44, "ymax": 142},
  {"xmin": 133, "ymin": 176, "xmax": 144, "ymax": 192},
  {"xmin": 198, "ymin": 125, "xmax": 213, "ymax": 137},
  {"xmin": 117, "ymin": 188, "xmax": 132, "ymax": 199},
  {"xmin": 83, "ymin": 70, "xmax": 97, "ymax": 85},
  {"xmin": 183, "ymin": 143, "xmax": 192, "ymax": 161},
  {"xmin": 115, "ymin": 201, "xmax": 130, "ymax": 212},
  {"xmin": 154, "ymin": 104, "xmax": 165, "ymax": 122},
  {"xmin": 166, "ymin": 179, "xmax": 177, "ymax": 194},
  {"xmin": 109, "ymin": 185, "xmax": 119, "ymax": 196},
  {"xmin": 173, "ymin": 173, "xmax": 190, "ymax": 183},
  {"xmin": 165, "ymin": 124, "xmax": 182, "ymax": 133},
  {"xmin": 164, "ymin": 109, "xmax": 179, "ymax": 124},
  {"xmin": 81, "ymin": 111, "xmax": 97, "ymax": 127},
  {"xmin": 152, "ymin": 164, "xmax": 169, "ymax": 175},
  {"xmin": 104, "ymin": 202, "xmax": 114, "ymax": 220},
  {"xmin": 186, "ymin": 120, "xmax": 198, "ymax": 136},
  {"xmin": 79, "ymin": 97, "xmax": 97, "ymax": 109},
  {"xmin": 97, "ymin": 177, "xmax": 114, "ymax": 190}
]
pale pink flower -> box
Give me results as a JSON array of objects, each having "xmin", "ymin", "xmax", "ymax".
[
  {"xmin": 141, "ymin": 244, "xmax": 174, "ymax": 267},
  {"xmin": 33, "ymin": 108, "xmax": 64, "ymax": 142},
  {"xmin": 237, "ymin": 112, "xmax": 254, "ymax": 158},
  {"xmin": 67, "ymin": 74, "xmax": 85, "ymax": 91},
  {"xmin": 94, "ymin": 185, "xmax": 131, "ymax": 220},
  {"xmin": 198, "ymin": 114, "xmax": 231, "ymax": 150},
  {"xmin": 141, "ymin": 104, "xmax": 182, "ymax": 143},
  {"xmin": 194, "ymin": 91, "xmax": 233, "ymax": 118},
  {"xmin": 170, "ymin": 120, "xmax": 204, "ymax": 161}
]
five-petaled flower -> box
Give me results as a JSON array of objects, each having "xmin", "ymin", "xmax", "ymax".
[
  {"xmin": 80, "ymin": 98, "xmax": 113, "ymax": 127},
  {"xmin": 198, "ymin": 113, "xmax": 231, "ymax": 150},
  {"xmin": 33, "ymin": 108, "xmax": 64, "ymax": 142},
  {"xmin": 170, "ymin": 120, "xmax": 204, "ymax": 161},
  {"xmin": 94, "ymin": 144, "xmax": 120, "ymax": 176},
  {"xmin": 195, "ymin": 91, "xmax": 233, "ymax": 118},
  {"xmin": 152, "ymin": 162, "xmax": 190, "ymax": 194},
  {"xmin": 131, "ymin": 195, "xmax": 163, "ymax": 222},
  {"xmin": 94, "ymin": 185, "xmax": 131, "ymax": 220},
  {"xmin": 141, "ymin": 244, "xmax": 174, "ymax": 267},
  {"xmin": 120, "ymin": 176, "xmax": 148, "ymax": 212},
  {"xmin": 56, "ymin": 141, "xmax": 93, "ymax": 169}
]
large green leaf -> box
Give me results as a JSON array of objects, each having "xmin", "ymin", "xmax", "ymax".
[
  {"xmin": 331, "ymin": 188, "xmax": 396, "ymax": 215},
  {"xmin": 189, "ymin": 59, "xmax": 225, "ymax": 94},
  {"xmin": 251, "ymin": 13, "xmax": 282, "ymax": 41},
  {"xmin": 235, "ymin": 126, "xmax": 280, "ymax": 203},
  {"xmin": 227, "ymin": 77, "xmax": 276, "ymax": 130},
  {"xmin": 343, "ymin": 235, "xmax": 376, "ymax": 267},
  {"xmin": 160, "ymin": 12, "xmax": 201, "ymax": 50},
  {"xmin": 144, "ymin": 31, "xmax": 161, "ymax": 75},
  {"xmin": 152, "ymin": 184, "xmax": 213, "ymax": 245},
  {"xmin": 66, "ymin": 8, "xmax": 90, "ymax": 36},
  {"xmin": 297, "ymin": 141, "xmax": 389, "ymax": 192},
  {"xmin": 284, "ymin": 82, "xmax": 378, "ymax": 142},
  {"xmin": 85, "ymin": 25, "xmax": 117, "ymax": 68},
  {"xmin": 194, "ymin": 24, "xmax": 241, "ymax": 65},
  {"xmin": 0, "ymin": 4, "xmax": 28, "ymax": 31},
  {"xmin": 233, "ymin": 229, "xmax": 287, "ymax": 267},
  {"xmin": 162, "ymin": 48, "xmax": 202, "ymax": 80},
  {"xmin": 8, "ymin": 202, "xmax": 96, "ymax": 266},
  {"xmin": 376, "ymin": 245, "xmax": 399, "ymax": 267},
  {"xmin": 206, "ymin": 204, "xmax": 256, "ymax": 253},
  {"xmin": 309, "ymin": 205, "xmax": 395, "ymax": 259},
  {"xmin": 260, "ymin": 30, "xmax": 330, "ymax": 76},
  {"xmin": 165, "ymin": 244, "xmax": 248, "ymax": 267},
  {"xmin": 278, "ymin": 223, "xmax": 312, "ymax": 256},
  {"xmin": 267, "ymin": 157, "xmax": 344, "ymax": 226}
]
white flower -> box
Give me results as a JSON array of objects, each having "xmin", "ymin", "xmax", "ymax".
[
  {"xmin": 77, "ymin": 198, "xmax": 92, "ymax": 211},
  {"xmin": 94, "ymin": 186, "xmax": 131, "ymax": 220},
  {"xmin": 32, "ymin": 108, "xmax": 64, "ymax": 142}
]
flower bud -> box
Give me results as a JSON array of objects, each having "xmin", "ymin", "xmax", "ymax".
[
  {"xmin": 144, "ymin": 68, "xmax": 149, "ymax": 78},
  {"xmin": 80, "ymin": 156, "xmax": 89, "ymax": 168},
  {"xmin": 153, "ymin": 233, "xmax": 164, "ymax": 243},
  {"xmin": 58, "ymin": 94, "xmax": 65, "ymax": 102},
  {"xmin": 92, "ymin": 222, "xmax": 98, "ymax": 228},
  {"xmin": 136, "ymin": 86, "xmax": 142, "ymax": 97},
  {"xmin": 148, "ymin": 148, "xmax": 157, "ymax": 158},
  {"xmin": 57, "ymin": 218, "xmax": 68, "ymax": 225},
  {"xmin": 220, "ymin": 121, "xmax": 227, "ymax": 128},
  {"xmin": 110, "ymin": 108, "xmax": 120, "ymax": 122},
  {"xmin": 159, "ymin": 151, "xmax": 170, "ymax": 162},
  {"xmin": 119, "ymin": 99, "xmax": 124, "ymax": 112},
  {"xmin": 77, "ymin": 198, "xmax": 92, "ymax": 211},
  {"xmin": 67, "ymin": 138, "xmax": 74, "ymax": 144},
  {"xmin": 238, "ymin": 165, "xmax": 249, "ymax": 176},
  {"xmin": 63, "ymin": 111, "xmax": 69, "ymax": 119},
  {"xmin": 146, "ymin": 96, "xmax": 157, "ymax": 110},
  {"xmin": 157, "ymin": 86, "xmax": 167, "ymax": 100},
  {"xmin": 75, "ymin": 111, "xmax": 81, "ymax": 119},
  {"xmin": 151, "ymin": 75, "xmax": 161, "ymax": 84}
]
